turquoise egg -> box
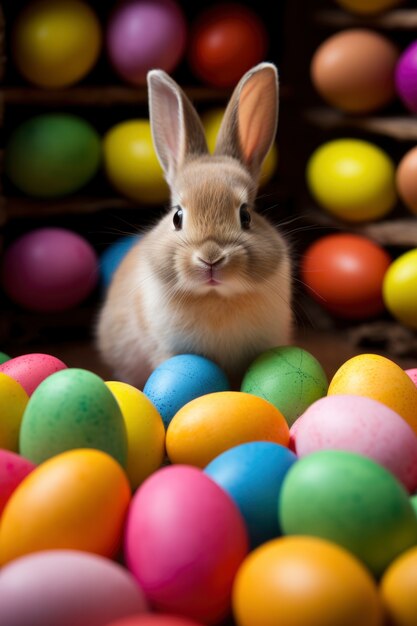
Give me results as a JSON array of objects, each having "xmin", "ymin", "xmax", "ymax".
[
  {"xmin": 279, "ymin": 450, "xmax": 417, "ymax": 576},
  {"xmin": 5, "ymin": 114, "xmax": 101, "ymax": 197},
  {"xmin": 241, "ymin": 346, "xmax": 328, "ymax": 426},
  {"xmin": 19, "ymin": 368, "xmax": 127, "ymax": 467}
]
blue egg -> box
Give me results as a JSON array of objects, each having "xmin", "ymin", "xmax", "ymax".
[
  {"xmin": 143, "ymin": 354, "xmax": 230, "ymax": 428},
  {"xmin": 99, "ymin": 235, "xmax": 141, "ymax": 289},
  {"xmin": 205, "ymin": 441, "xmax": 297, "ymax": 548}
]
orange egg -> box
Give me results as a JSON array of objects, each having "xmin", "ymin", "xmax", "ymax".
[
  {"xmin": 0, "ymin": 448, "xmax": 131, "ymax": 565},
  {"xmin": 381, "ymin": 546, "xmax": 417, "ymax": 626},
  {"xmin": 232, "ymin": 536, "xmax": 383, "ymax": 626},
  {"xmin": 396, "ymin": 146, "xmax": 417, "ymax": 215},
  {"xmin": 166, "ymin": 391, "xmax": 289, "ymax": 468},
  {"xmin": 311, "ymin": 29, "xmax": 399, "ymax": 113}
]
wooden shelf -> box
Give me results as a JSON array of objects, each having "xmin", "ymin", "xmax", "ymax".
[
  {"xmin": 305, "ymin": 107, "xmax": 417, "ymax": 140},
  {"xmin": 3, "ymin": 195, "xmax": 142, "ymax": 219},
  {"xmin": 315, "ymin": 8, "xmax": 417, "ymax": 29}
]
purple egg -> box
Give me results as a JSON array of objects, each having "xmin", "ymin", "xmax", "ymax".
[
  {"xmin": 396, "ymin": 40, "xmax": 417, "ymax": 113},
  {"xmin": 107, "ymin": 0, "xmax": 187, "ymax": 86},
  {"xmin": 2, "ymin": 228, "xmax": 98, "ymax": 312}
]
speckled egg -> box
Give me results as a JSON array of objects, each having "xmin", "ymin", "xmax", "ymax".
[
  {"xmin": 279, "ymin": 449, "xmax": 417, "ymax": 576},
  {"xmin": 144, "ymin": 354, "xmax": 230, "ymax": 428},
  {"xmin": 19, "ymin": 368, "xmax": 127, "ymax": 466},
  {"xmin": 0, "ymin": 373, "xmax": 29, "ymax": 452},
  {"xmin": 241, "ymin": 346, "xmax": 328, "ymax": 426},
  {"xmin": 292, "ymin": 394, "xmax": 417, "ymax": 491},
  {"xmin": 0, "ymin": 353, "xmax": 67, "ymax": 395},
  {"xmin": 166, "ymin": 391, "xmax": 289, "ymax": 468},
  {"xmin": 0, "ymin": 449, "xmax": 131, "ymax": 565},
  {"xmin": 0, "ymin": 450, "xmax": 35, "ymax": 515},
  {"xmin": 0, "ymin": 550, "xmax": 147, "ymax": 626},
  {"xmin": 328, "ymin": 354, "xmax": 417, "ymax": 435}
]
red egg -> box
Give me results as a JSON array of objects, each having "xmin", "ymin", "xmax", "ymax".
[
  {"xmin": 189, "ymin": 4, "xmax": 268, "ymax": 87},
  {"xmin": 301, "ymin": 233, "xmax": 391, "ymax": 319}
]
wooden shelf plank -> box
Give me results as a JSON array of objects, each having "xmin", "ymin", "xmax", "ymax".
[
  {"xmin": 305, "ymin": 107, "xmax": 417, "ymax": 140},
  {"xmin": 315, "ymin": 8, "xmax": 417, "ymax": 29},
  {"xmin": 4, "ymin": 195, "xmax": 141, "ymax": 218}
]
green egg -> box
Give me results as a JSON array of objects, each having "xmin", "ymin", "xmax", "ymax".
[
  {"xmin": 0, "ymin": 352, "xmax": 11, "ymax": 365},
  {"xmin": 19, "ymin": 368, "xmax": 127, "ymax": 467},
  {"xmin": 5, "ymin": 114, "xmax": 101, "ymax": 197},
  {"xmin": 279, "ymin": 450, "xmax": 417, "ymax": 577},
  {"xmin": 241, "ymin": 346, "xmax": 328, "ymax": 426}
]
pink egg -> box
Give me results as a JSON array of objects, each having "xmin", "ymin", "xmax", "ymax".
[
  {"xmin": 405, "ymin": 368, "xmax": 417, "ymax": 387},
  {"xmin": 0, "ymin": 353, "xmax": 67, "ymax": 395},
  {"xmin": 0, "ymin": 450, "xmax": 35, "ymax": 515},
  {"xmin": 0, "ymin": 550, "xmax": 147, "ymax": 626},
  {"xmin": 292, "ymin": 394, "xmax": 417, "ymax": 491},
  {"xmin": 124, "ymin": 465, "xmax": 248, "ymax": 624}
]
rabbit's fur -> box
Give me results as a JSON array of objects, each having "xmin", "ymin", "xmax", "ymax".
[{"xmin": 97, "ymin": 63, "xmax": 292, "ymax": 388}]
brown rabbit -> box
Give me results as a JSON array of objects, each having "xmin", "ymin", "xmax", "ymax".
[{"xmin": 97, "ymin": 62, "xmax": 292, "ymax": 388}]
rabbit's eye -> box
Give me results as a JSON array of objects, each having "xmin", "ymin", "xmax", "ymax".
[
  {"xmin": 239, "ymin": 204, "xmax": 251, "ymax": 230},
  {"xmin": 173, "ymin": 207, "xmax": 183, "ymax": 230}
]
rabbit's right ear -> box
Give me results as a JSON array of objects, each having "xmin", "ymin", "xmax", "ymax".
[{"xmin": 147, "ymin": 70, "xmax": 209, "ymax": 185}]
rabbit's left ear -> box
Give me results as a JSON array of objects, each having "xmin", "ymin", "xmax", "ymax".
[{"xmin": 214, "ymin": 63, "xmax": 279, "ymax": 180}]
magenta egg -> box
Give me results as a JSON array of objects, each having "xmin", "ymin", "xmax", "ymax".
[
  {"xmin": 396, "ymin": 40, "xmax": 417, "ymax": 113},
  {"xmin": 124, "ymin": 464, "xmax": 248, "ymax": 624},
  {"xmin": 106, "ymin": 0, "xmax": 187, "ymax": 86},
  {"xmin": 0, "ymin": 450, "xmax": 35, "ymax": 515},
  {"xmin": 0, "ymin": 353, "xmax": 67, "ymax": 395},
  {"xmin": 292, "ymin": 394, "xmax": 417, "ymax": 492},
  {"xmin": 2, "ymin": 228, "xmax": 98, "ymax": 312}
]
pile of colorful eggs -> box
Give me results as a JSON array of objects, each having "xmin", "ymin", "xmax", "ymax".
[{"xmin": 1, "ymin": 344, "xmax": 417, "ymax": 625}]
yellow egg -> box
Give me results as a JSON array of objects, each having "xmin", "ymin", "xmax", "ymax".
[
  {"xmin": 381, "ymin": 546, "xmax": 417, "ymax": 626},
  {"xmin": 12, "ymin": 0, "xmax": 101, "ymax": 88},
  {"xmin": 328, "ymin": 354, "xmax": 417, "ymax": 435},
  {"xmin": 106, "ymin": 381, "xmax": 165, "ymax": 489},
  {"xmin": 103, "ymin": 120, "xmax": 169, "ymax": 204},
  {"xmin": 306, "ymin": 139, "xmax": 397, "ymax": 222},
  {"xmin": 0, "ymin": 449, "xmax": 131, "ymax": 565},
  {"xmin": 201, "ymin": 108, "xmax": 278, "ymax": 187},
  {"xmin": 383, "ymin": 249, "xmax": 417, "ymax": 329},
  {"xmin": 0, "ymin": 373, "xmax": 29, "ymax": 452},
  {"xmin": 166, "ymin": 391, "xmax": 289, "ymax": 468},
  {"xmin": 335, "ymin": 0, "xmax": 403, "ymax": 15},
  {"xmin": 233, "ymin": 536, "xmax": 382, "ymax": 626}
]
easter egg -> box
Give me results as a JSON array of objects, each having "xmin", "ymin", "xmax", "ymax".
[
  {"xmin": 396, "ymin": 40, "xmax": 417, "ymax": 114},
  {"xmin": 12, "ymin": 0, "xmax": 101, "ymax": 88},
  {"xmin": 383, "ymin": 249, "xmax": 417, "ymax": 329},
  {"xmin": 201, "ymin": 108, "xmax": 278, "ymax": 187},
  {"xmin": 100, "ymin": 235, "xmax": 142, "ymax": 290},
  {"xmin": 0, "ymin": 450, "xmax": 35, "ymax": 516},
  {"xmin": 5, "ymin": 114, "xmax": 101, "ymax": 197},
  {"xmin": 300, "ymin": 233, "xmax": 391, "ymax": 319},
  {"xmin": 279, "ymin": 450, "xmax": 417, "ymax": 576},
  {"xmin": 396, "ymin": 146, "xmax": 417, "ymax": 215},
  {"xmin": 311, "ymin": 29, "xmax": 398, "ymax": 113},
  {"xmin": 107, "ymin": 0, "xmax": 186, "ymax": 86},
  {"xmin": 306, "ymin": 139, "xmax": 397, "ymax": 222},
  {"xmin": 189, "ymin": 4, "xmax": 268, "ymax": 88},
  {"xmin": 106, "ymin": 381, "xmax": 165, "ymax": 489},
  {"xmin": 2, "ymin": 228, "xmax": 98, "ymax": 313},
  {"xmin": 0, "ymin": 352, "xmax": 10, "ymax": 365},
  {"xmin": 125, "ymin": 465, "xmax": 248, "ymax": 623},
  {"xmin": 241, "ymin": 346, "xmax": 328, "ymax": 426},
  {"xmin": 0, "ymin": 374, "xmax": 29, "ymax": 452},
  {"xmin": 166, "ymin": 391, "xmax": 289, "ymax": 468},
  {"xmin": 143, "ymin": 354, "xmax": 230, "ymax": 429},
  {"xmin": 106, "ymin": 617, "xmax": 204, "ymax": 626},
  {"xmin": 20, "ymin": 368, "xmax": 127, "ymax": 466},
  {"xmin": 292, "ymin": 395, "xmax": 417, "ymax": 491},
  {"xmin": 381, "ymin": 546, "xmax": 417, "ymax": 626},
  {"xmin": 103, "ymin": 120, "xmax": 168, "ymax": 204},
  {"xmin": 335, "ymin": 0, "xmax": 403, "ymax": 14},
  {"xmin": 405, "ymin": 367, "xmax": 417, "ymax": 386},
  {"xmin": 0, "ymin": 353, "xmax": 67, "ymax": 395},
  {"xmin": 205, "ymin": 442, "xmax": 297, "ymax": 547},
  {"xmin": 328, "ymin": 353, "xmax": 417, "ymax": 434},
  {"xmin": 0, "ymin": 550, "xmax": 147, "ymax": 626},
  {"xmin": 0, "ymin": 449, "xmax": 131, "ymax": 565},
  {"xmin": 233, "ymin": 536, "xmax": 382, "ymax": 626}
]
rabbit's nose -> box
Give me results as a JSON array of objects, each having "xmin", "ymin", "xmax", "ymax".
[{"xmin": 197, "ymin": 255, "xmax": 225, "ymax": 269}]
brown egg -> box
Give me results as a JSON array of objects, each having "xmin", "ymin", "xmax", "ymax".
[
  {"xmin": 311, "ymin": 29, "xmax": 399, "ymax": 113},
  {"xmin": 396, "ymin": 146, "xmax": 417, "ymax": 215}
]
